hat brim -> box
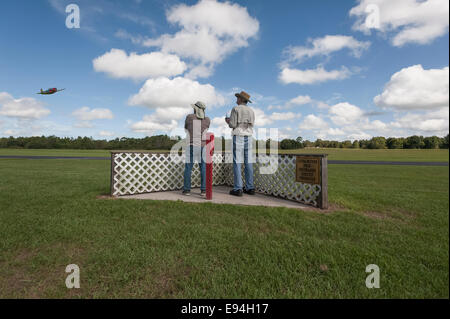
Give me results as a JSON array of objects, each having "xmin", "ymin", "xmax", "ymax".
[
  {"xmin": 192, "ymin": 103, "xmax": 206, "ymax": 109},
  {"xmin": 235, "ymin": 93, "xmax": 252, "ymax": 103}
]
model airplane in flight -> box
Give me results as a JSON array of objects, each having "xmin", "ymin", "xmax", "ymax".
[{"xmin": 37, "ymin": 88, "xmax": 65, "ymax": 95}]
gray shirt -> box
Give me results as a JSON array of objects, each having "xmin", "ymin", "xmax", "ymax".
[
  {"xmin": 228, "ymin": 104, "xmax": 255, "ymax": 136},
  {"xmin": 185, "ymin": 114, "xmax": 211, "ymax": 146}
]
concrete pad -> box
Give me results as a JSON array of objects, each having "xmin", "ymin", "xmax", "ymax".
[{"xmin": 120, "ymin": 186, "xmax": 314, "ymax": 210}]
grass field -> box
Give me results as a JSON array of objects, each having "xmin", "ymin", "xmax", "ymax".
[
  {"xmin": 0, "ymin": 149, "xmax": 448, "ymax": 298},
  {"xmin": 0, "ymin": 148, "xmax": 448, "ymax": 162}
]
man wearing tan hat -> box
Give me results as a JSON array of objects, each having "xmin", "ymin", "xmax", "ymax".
[
  {"xmin": 225, "ymin": 91, "xmax": 255, "ymax": 197},
  {"xmin": 183, "ymin": 101, "xmax": 211, "ymax": 196}
]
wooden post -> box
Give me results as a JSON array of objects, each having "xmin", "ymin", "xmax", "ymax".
[
  {"xmin": 110, "ymin": 152, "xmax": 116, "ymax": 196},
  {"xmin": 295, "ymin": 154, "xmax": 328, "ymax": 209},
  {"xmin": 206, "ymin": 133, "xmax": 214, "ymax": 200},
  {"xmin": 319, "ymin": 156, "xmax": 328, "ymax": 209}
]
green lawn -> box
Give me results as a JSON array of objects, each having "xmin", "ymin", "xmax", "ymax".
[
  {"xmin": 280, "ymin": 148, "xmax": 449, "ymax": 162},
  {"xmin": 0, "ymin": 155, "xmax": 448, "ymax": 298},
  {"xmin": 0, "ymin": 148, "xmax": 111, "ymax": 157},
  {"xmin": 0, "ymin": 148, "xmax": 448, "ymax": 162}
]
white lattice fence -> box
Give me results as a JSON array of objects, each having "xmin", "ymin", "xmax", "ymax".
[
  {"xmin": 253, "ymin": 155, "xmax": 322, "ymax": 207},
  {"xmin": 111, "ymin": 152, "xmax": 326, "ymax": 208},
  {"xmin": 223, "ymin": 154, "xmax": 322, "ymax": 207}
]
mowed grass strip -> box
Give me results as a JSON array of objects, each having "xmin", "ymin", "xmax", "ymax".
[
  {"xmin": 0, "ymin": 158, "xmax": 448, "ymax": 298},
  {"xmin": 0, "ymin": 148, "xmax": 448, "ymax": 162},
  {"xmin": 279, "ymin": 148, "xmax": 449, "ymax": 162}
]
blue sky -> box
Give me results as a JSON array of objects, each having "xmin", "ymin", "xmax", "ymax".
[{"xmin": 0, "ymin": 0, "xmax": 448, "ymax": 141}]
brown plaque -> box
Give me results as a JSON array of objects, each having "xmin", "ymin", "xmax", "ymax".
[{"xmin": 296, "ymin": 156, "xmax": 321, "ymax": 185}]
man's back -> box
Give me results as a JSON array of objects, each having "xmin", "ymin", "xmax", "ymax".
[
  {"xmin": 185, "ymin": 114, "xmax": 211, "ymax": 146},
  {"xmin": 229, "ymin": 104, "xmax": 255, "ymax": 136}
]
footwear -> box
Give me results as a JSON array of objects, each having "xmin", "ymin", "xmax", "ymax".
[
  {"xmin": 229, "ymin": 189, "xmax": 243, "ymax": 197},
  {"xmin": 182, "ymin": 190, "xmax": 191, "ymax": 196},
  {"xmin": 243, "ymin": 188, "xmax": 255, "ymax": 195},
  {"xmin": 200, "ymin": 191, "xmax": 206, "ymax": 197}
]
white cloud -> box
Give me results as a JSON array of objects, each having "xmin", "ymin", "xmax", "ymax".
[
  {"xmin": 299, "ymin": 114, "xmax": 329, "ymax": 130},
  {"xmin": 288, "ymin": 95, "xmax": 313, "ymax": 106},
  {"xmin": 272, "ymin": 112, "xmax": 300, "ymax": 121},
  {"xmin": 329, "ymin": 102, "xmax": 365, "ymax": 125},
  {"xmin": 2, "ymin": 129, "xmax": 18, "ymax": 136},
  {"xmin": 279, "ymin": 66, "xmax": 352, "ymax": 85},
  {"xmin": 129, "ymin": 76, "xmax": 226, "ymax": 135},
  {"xmin": 268, "ymin": 95, "xmax": 330, "ymax": 111},
  {"xmin": 316, "ymin": 101, "xmax": 331, "ymax": 110},
  {"xmin": 296, "ymin": 102, "xmax": 391, "ymax": 141},
  {"xmin": 279, "ymin": 34, "xmax": 368, "ymax": 86},
  {"xmin": 93, "ymin": 49, "xmax": 187, "ymax": 80},
  {"xmin": 142, "ymin": 0, "xmax": 259, "ymax": 78},
  {"xmin": 154, "ymin": 107, "xmax": 191, "ymax": 121},
  {"xmin": 130, "ymin": 115, "xmax": 178, "ymax": 134},
  {"xmin": 128, "ymin": 76, "xmax": 225, "ymax": 110},
  {"xmin": 350, "ymin": 0, "xmax": 449, "ymax": 46},
  {"xmin": 0, "ymin": 92, "xmax": 51, "ymax": 119},
  {"xmin": 275, "ymin": 95, "xmax": 448, "ymax": 141},
  {"xmin": 210, "ymin": 116, "xmax": 231, "ymax": 137},
  {"xmin": 71, "ymin": 106, "xmax": 114, "ymax": 121},
  {"xmin": 252, "ymin": 107, "xmax": 273, "ymax": 127},
  {"xmin": 347, "ymin": 132, "xmax": 372, "ymax": 140},
  {"xmin": 326, "ymin": 128, "xmax": 346, "ymax": 136},
  {"xmin": 390, "ymin": 107, "xmax": 449, "ymax": 134},
  {"xmin": 361, "ymin": 119, "xmax": 388, "ymax": 131},
  {"xmin": 374, "ymin": 65, "xmax": 449, "ymax": 110},
  {"xmin": 284, "ymin": 35, "xmax": 370, "ymax": 62},
  {"xmin": 74, "ymin": 121, "xmax": 94, "ymax": 128},
  {"xmin": 99, "ymin": 130, "xmax": 115, "ymax": 137},
  {"xmin": 251, "ymin": 108, "xmax": 300, "ymax": 127},
  {"xmin": 1, "ymin": 118, "xmax": 72, "ymax": 137}
]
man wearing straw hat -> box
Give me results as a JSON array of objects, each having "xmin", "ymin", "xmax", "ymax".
[
  {"xmin": 183, "ymin": 101, "xmax": 211, "ymax": 196},
  {"xmin": 225, "ymin": 91, "xmax": 255, "ymax": 197}
]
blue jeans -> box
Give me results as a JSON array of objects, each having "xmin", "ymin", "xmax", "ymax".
[
  {"xmin": 184, "ymin": 145, "xmax": 206, "ymax": 191},
  {"xmin": 233, "ymin": 135, "xmax": 254, "ymax": 191}
]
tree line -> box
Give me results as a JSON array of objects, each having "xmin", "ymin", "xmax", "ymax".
[
  {"xmin": 0, "ymin": 133, "xmax": 448, "ymax": 150},
  {"xmin": 277, "ymin": 134, "xmax": 449, "ymax": 150},
  {"xmin": 0, "ymin": 135, "xmax": 180, "ymax": 150}
]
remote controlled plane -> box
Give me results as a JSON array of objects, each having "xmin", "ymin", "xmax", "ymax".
[{"xmin": 37, "ymin": 88, "xmax": 65, "ymax": 95}]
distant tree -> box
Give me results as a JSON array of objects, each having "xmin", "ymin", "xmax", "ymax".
[
  {"xmin": 280, "ymin": 139, "xmax": 302, "ymax": 150},
  {"xmin": 386, "ymin": 137, "xmax": 403, "ymax": 149},
  {"xmin": 302, "ymin": 140, "xmax": 314, "ymax": 148},
  {"xmin": 314, "ymin": 139, "xmax": 324, "ymax": 148},
  {"xmin": 423, "ymin": 136, "xmax": 441, "ymax": 149},
  {"xmin": 359, "ymin": 139, "xmax": 370, "ymax": 149},
  {"xmin": 368, "ymin": 137, "xmax": 386, "ymax": 149},
  {"xmin": 341, "ymin": 140, "xmax": 352, "ymax": 148},
  {"xmin": 405, "ymin": 135, "xmax": 424, "ymax": 149},
  {"xmin": 3, "ymin": 134, "xmax": 448, "ymax": 151},
  {"xmin": 440, "ymin": 134, "xmax": 449, "ymax": 149},
  {"xmin": 329, "ymin": 141, "xmax": 339, "ymax": 148}
]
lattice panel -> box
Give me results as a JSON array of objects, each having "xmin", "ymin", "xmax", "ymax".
[
  {"xmin": 254, "ymin": 155, "xmax": 321, "ymax": 206},
  {"xmin": 111, "ymin": 152, "xmax": 323, "ymax": 207},
  {"xmin": 223, "ymin": 155, "xmax": 321, "ymax": 206}
]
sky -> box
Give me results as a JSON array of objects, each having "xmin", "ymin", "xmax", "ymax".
[{"xmin": 0, "ymin": 0, "xmax": 448, "ymax": 141}]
